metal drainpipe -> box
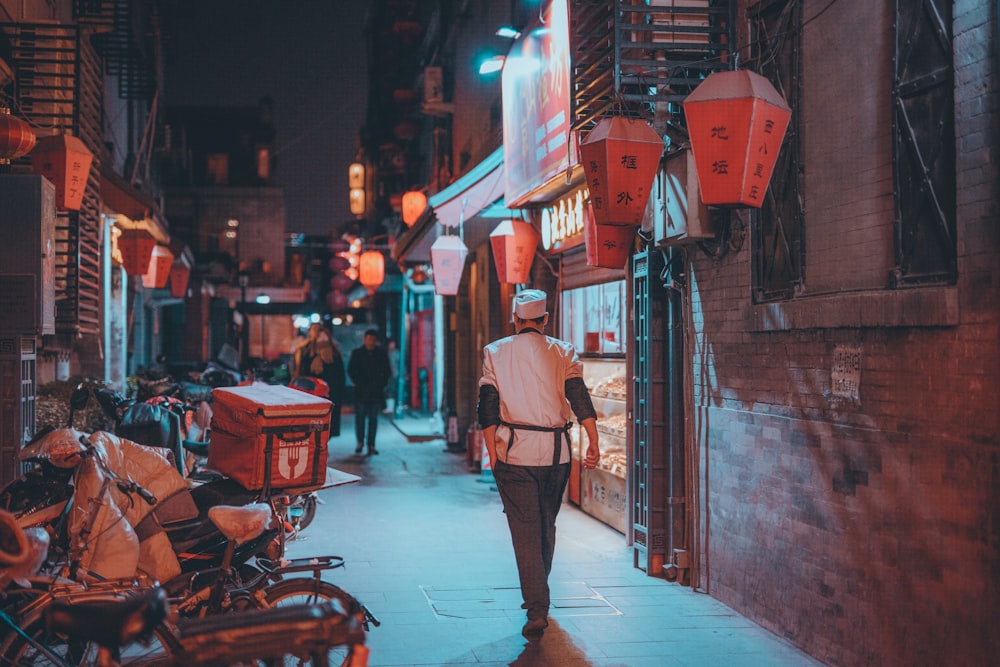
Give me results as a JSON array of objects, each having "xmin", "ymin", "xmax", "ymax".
[{"xmin": 663, "ymin": 246, "xmax": 687, "ymax": 581}]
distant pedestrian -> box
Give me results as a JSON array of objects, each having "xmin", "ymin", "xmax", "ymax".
[
  {"xmin": 476, "ymin": 289, "xmax": 601, "ymax": 639},
  {"xmin": 293, "ymin": 323, "xmax": 346, "ymax": 436},
  {"xmin": 347, "ymin": 328, "xmax": 391, "ymax": 455}
]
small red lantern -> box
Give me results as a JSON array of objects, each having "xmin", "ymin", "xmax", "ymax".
[
  {"xmin": 330, "ymin": 272, "xmax": 355, "ymax": 292},
  {"xmin": 0, "ymin": 108, "xmax": 36, "ymax": 163},
  {"xmin": 430, "ymin": 236, "xmax": 468, "ymax": 296},
  {"xmin": 142, "ymin": 245, "xmax": 174, "ymax": 289},
  {"xmin": 585, "ymin": 219, "xmax": 636, "ymax": 269},
  {"xmin": 682, "ymin": 70, "xmax": 791, "ymax": 207},
  {"xmin": 402, "ymin": 190, "xmax": 427, "ymax": 227},
  {"xmin": 358, "ymin": 250, "xmax": 385, "ymax": 289},
  {"xmin": 30, "ymin": 133, "xmax": 94, "ymax": 211},
  {"xmin": 326, "ymin": 291, "xmax": 349, "ymax": 311},
  {"xmin": 489, "ymin": 220, "xmax": 539, "ymax": 285},
  {"xmin": 579, "ymin": 117, "xmax": 664, "ymax": 226},
  {"xmin": 118, "ymin": 228, "xmax": 157, "ymax": 276},
  {"xmin": 169, "ymin": 261, "xmax": 191, "ymax": 298}
]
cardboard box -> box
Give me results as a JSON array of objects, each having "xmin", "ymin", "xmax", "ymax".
[{"xmin": 209, "ymin": 384, "xmax": 332, "ymax": 492}]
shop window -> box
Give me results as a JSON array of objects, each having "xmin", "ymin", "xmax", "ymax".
[
  {"xmin": 561, "ymin": 280, "xmax": 626, "ymax": 356},
  {"xmin": 207, "ymin": 153, "xmax": 229, "ymax": 185}
]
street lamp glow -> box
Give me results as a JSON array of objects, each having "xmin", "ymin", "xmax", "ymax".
[{"xmin": 478, "ymin": 56, "xmax": 505, "ymax": 75}]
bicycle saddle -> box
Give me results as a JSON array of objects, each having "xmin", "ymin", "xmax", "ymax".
[
  {"xmin": 45, "ymin": 586, "xmax": 168, "ymax": 648},
  {"xmin": 207, "ymin": 504, "xmax": 273, "ymax": 544}
]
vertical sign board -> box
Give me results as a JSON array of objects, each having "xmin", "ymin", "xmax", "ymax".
[
  {"xmin": 831, "ymin": 344, "xmax": 862, "ymax": 402},
  {"xmin": 501, "ymin": 0, "xmax": 574, "ymax": 207}
]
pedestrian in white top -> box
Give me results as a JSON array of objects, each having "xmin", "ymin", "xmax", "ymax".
[{"xmin": 477, "ymin": 289, "xmax": 601, "ymax": 639}]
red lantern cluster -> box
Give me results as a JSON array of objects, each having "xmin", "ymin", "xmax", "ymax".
[
  {"xmin": 490, "ymin": 220, "xmax": 539, "ymax": 285},
  {"xmin": 0, "ymin": 109, "xmax": 36, "ymax": 162},
  {"xmin": 579, "ymin": 117, "xmax": 664, "ymax": 227},
  {"xmin": 682, "ymin": 70, "xmax": 791, "ymax": 208}
]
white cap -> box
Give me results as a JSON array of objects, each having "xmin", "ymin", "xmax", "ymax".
[{"xmin": 512, "ymin": 289, "xmax": 548, "ymax": 320}]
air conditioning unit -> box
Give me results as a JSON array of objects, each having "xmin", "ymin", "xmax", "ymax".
[
  {"xmin": 0, "ymin": 176, "xmax": 56, "ymax": 335},
  {"xmin": 652, "ymin": 149, "xmax": 716, "ymax": 245}
]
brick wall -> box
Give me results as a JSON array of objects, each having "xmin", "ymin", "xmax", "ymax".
[{"xmin": 685, "ymin": 2, "xmax": 999, "ymax": 664}]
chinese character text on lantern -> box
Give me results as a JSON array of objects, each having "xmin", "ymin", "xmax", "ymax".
[
  {"xmin": 578, "ymin": 117, "xmax": 663, "ymax": 227},
  {"xmin": 489, "ymin": 220, "xmax": 539, "ymax": 285},
  {"xmin": 682, "ymin": 70, "xmax": 791, "ymax": 208},
  {"xmin": 29, "ymin": 133, "xmax": 94, "ymax": 211}
]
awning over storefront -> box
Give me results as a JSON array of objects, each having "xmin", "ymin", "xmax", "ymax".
[
  {"xmin": 392, "ymin": 147, "xmax": 527, "ymax": 265},
  {"xmin": 100, "ymin": 163, "xmax": 170, "ymax": 243}
]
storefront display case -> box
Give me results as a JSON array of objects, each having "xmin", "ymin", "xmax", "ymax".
[{"xmin": 563, "ymin": 280, "xmax": 628, "ymax": 533}]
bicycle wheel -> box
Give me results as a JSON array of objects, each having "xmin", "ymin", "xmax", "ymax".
[
  {"xmin": 0, "ymin": 615, "xmax": 175, "ymax": 666},
  {"xmin": 261, "ymin": 578, "xmax": 366, "ymax": 667}
]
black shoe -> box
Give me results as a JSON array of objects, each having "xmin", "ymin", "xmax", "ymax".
[
  {"xmin": 368, "ymin": 448, "xmax": 379, "ymax": 455},
  {"xmin": 354, "ymin": 444, "xmax": 363, "ymax": 454},
  {"xmin": 521, "ymin": 617, "xmax": 548, "ymax": 639}
]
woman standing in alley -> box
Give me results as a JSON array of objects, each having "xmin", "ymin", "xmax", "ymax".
[{"xmin": 293, "ymin": 323, "xmax": 346, "ymax": 436}]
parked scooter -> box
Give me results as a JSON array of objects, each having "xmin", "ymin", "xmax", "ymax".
[{"xmin": 0, "ymin": 507, "xmax": 372, "ymax": 666}]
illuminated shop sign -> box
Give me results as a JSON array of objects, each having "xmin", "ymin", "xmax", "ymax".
[
  {"xmin": 501, "ymin": 0, "xmax": 575, "ymax": 206},
  {"xmin": 540, "ymin": 188, "xmax": 589, "ymax": 251}
]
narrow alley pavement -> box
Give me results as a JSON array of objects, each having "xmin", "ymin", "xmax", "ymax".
[{"xmin": 283, "ymin": 413, "xmax": 823, "ymax": 667}]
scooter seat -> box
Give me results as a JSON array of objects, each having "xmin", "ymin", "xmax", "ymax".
[{"xmin": 206, "ymin": 504, "xmax": 273, "ymax": 544}]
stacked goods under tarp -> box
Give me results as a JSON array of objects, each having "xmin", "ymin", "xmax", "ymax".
[{"xmin": 209, "ymin": 385, "xmax": 332, "ymax": 493}]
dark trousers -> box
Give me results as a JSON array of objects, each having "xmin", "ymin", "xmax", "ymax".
[
  {"xmin": 492, "ymin": 460, "xmax": 571, "ymax": 618},
  {"xmin": 354, "ymin": 402, "xmax": 381, "ymax": 450}
]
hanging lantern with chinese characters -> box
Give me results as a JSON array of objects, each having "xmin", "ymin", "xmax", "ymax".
[
  {"xmin": 358, "ymin": 250, "xmax": 385, "ymax": 289},
  {"xmin": 142, "ymin": 245, "xmax": 174, "ymax": 289},
  {"xmin": 402, "ymin": 190, "xmax": 427, "ymax": 226},
  {"xmin": 579, "ymin": 116, "xmax": 664, "ymax": 226},
  {"xmin": 585, "ymin": 218, "xmax": 636, "ymax": 269},
  {"xmin": 118, "ymin": 228, "xmax": 157, "ymax": 276},
  {"xmin": 169, "ymin": 260, "xmax": 191, "ymax": 298},
  {"xmin": 29, "ymin": 133, "xmax": 94, "ymax": 211},
  {"xmin": 0, "ymin": 108, "xmax": 36, "ymax": 163},
  {"xmin": 489, "ymin": 220, "xmax": 539, "ymax": 285},
  {"xmin": 682, "ymin": 70, "xmax": 791, "ymax": 207},
  {"xmin": 430, "ymin": 235, "xmax": 468, "ymax": 296}
]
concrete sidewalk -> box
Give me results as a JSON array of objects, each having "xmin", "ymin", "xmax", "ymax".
[{"xmin": 285, "ymin": 414, "xmax": 823, "ymax": 666}]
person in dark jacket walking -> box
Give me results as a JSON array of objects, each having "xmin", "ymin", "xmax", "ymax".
[{"xmin": 347, "ymin": 328, "xmax": 391, "ymax": 455}]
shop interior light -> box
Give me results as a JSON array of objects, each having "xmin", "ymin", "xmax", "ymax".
[
  {"xmin": 478, "ymin": 55, "xmax": 505, "ymax": 75},
  {"xmin": 255, "ymin": 294, "xmax": 271, "ymax": 304},
  {"xmin": 496, "ymin": 26, "xmax": 521, "ymax": 39}
]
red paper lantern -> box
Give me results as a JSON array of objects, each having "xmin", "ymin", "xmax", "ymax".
[
  {"xmin": 330, "ymin": 272, "xmax": 355, "ymax": 292},
  {"xmin": 489, "ymin": 220, "xmax": 539, "ymax": 285},
  {"xmin": 585, "ymin": 218, "xmax": 636, "ymax": 269},
  {"xmin": 682, "ymin": 70, "xmax": 791, "ymax": 207},
  {"xmin": 142, "ymin": 245, "xmax": 174, "ymax": 289},
  {"xmin": 326, "ymin": 291, "xmax": 349, "ymax": 311},
  {"xmin": 30, "ymin": 133, "xmax": 94, "ymax": 211},
  {"xmin": 430, "ymin": 236, "xmax": 468, "ymax": 296},
  {"xmin": 579, "ymin": 117, "xmax": 664, "ymax": 226},
  {"xmin": 169, "ymin": 261, "xmax": 191, "ymax": 298},
  {"xmin": 118, "ymin": 228, "xmax": 157, "ymax": 276},
  {"xmin": 0, "ymin": 109, "xmax": 36, "ymax": 162},
  {"xmin": 402, "ymin": 190, "xmax": 427, "ymax": 226},
  {"xmin": 359, "ymin": 250, "xmax": 385, "ymax": 289}
]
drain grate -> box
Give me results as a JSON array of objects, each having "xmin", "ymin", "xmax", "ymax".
[{"xmin": 419, "ymin": 581, "xmax": 622, "ymax": 620}]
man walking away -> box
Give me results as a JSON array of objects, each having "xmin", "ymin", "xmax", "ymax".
[
  {"xmin": 348, "ymin": 328, "xmax": 391, "ymax": 456},
  {"xmin": 477, "ymin": 289, "xmax": 601, "ymax": 639}
]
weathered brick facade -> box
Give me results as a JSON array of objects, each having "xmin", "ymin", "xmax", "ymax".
[{"xmin": 686, "ymin": 2, "xmax": 998, "ymax": 665}]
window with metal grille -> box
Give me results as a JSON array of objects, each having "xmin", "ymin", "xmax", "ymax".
[
  {"xmin": 891, "ymin": 0, "xmax": 955, "ymax": 287},
  {"xmin": 748, "ymin": 0, "xmax": 804, "ymax": 303}
]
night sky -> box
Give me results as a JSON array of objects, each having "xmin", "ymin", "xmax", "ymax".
[{"xmin": 165, "ymin": 1, "xmax": 369, "ymax": 237}]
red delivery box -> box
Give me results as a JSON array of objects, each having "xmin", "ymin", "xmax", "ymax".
[{"xmin": 209, "ymin": 384, "xmax": 332, "ymax": 491}]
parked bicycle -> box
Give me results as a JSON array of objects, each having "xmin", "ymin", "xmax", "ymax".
[{"xmin": 0, "ymin": 507, "xmax": 373, "ymax": 666}]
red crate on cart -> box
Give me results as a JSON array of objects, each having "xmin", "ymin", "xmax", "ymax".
[{"xmin": 209, "ymin": 384, "xmax": 332, "ymax": 492}]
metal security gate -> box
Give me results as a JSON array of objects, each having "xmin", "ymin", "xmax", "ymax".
[{"xmin": 631, "ymin": 249, "xmax": 668, "ymax": 574}]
